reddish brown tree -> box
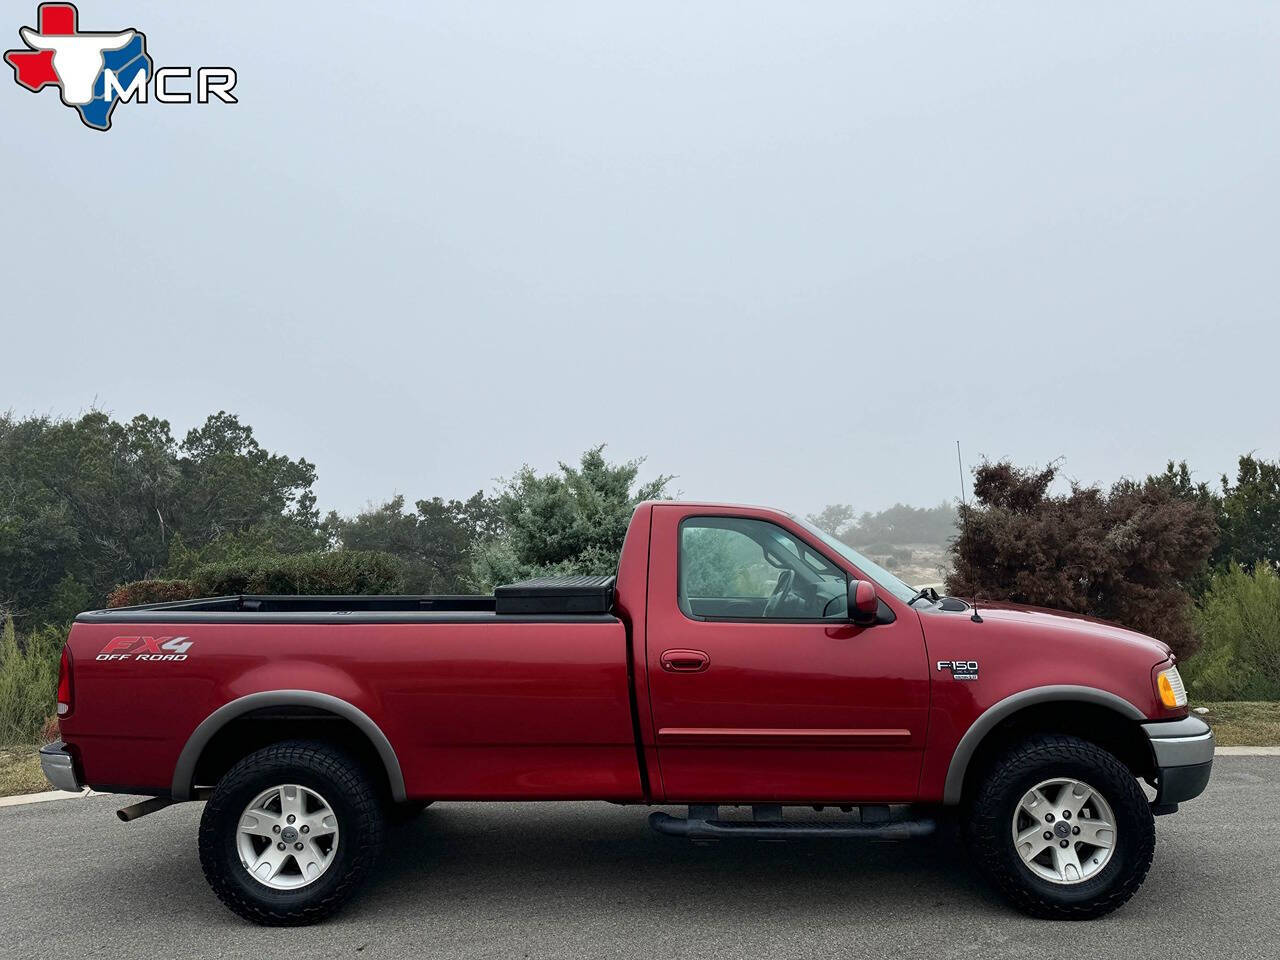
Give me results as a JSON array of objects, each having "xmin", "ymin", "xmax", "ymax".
[{"xmin": 946, "ymin": 461, "xmax": 1218, "ymax": 659}]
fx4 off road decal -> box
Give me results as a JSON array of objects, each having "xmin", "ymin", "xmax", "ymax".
[
  {"xmin": 97, "ymin": 636, "xmax": 193, "ymax": 661},
  {"xmin": 937, "ymin": 659, "xmax": 979, "ymax": 681}
]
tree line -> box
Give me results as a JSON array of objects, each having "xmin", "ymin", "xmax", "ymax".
[
  {"xmin": 2, "ymin": 409, "xmax": 1278, "ymax": 715},
  {"xmin": 942, "ymin": 457, "xmax": 1280, "ymax": 698},
  {"xmin": 806, "ymin": 501, "xmax": 958, "ymax": 547},
  {"xmin": 0, "ymin": 410, "xmax": 673, "ymax": 625}
]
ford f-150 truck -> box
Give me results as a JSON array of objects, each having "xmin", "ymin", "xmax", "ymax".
[{"xmin": 42, "ymin": 500, "xmax": 1214, "ymax": 925}]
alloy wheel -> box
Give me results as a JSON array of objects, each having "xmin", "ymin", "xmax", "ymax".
[
  {"xmin": 1011, "ymin": 777, "xmax": 1116, "ymax": 884},
  {"xmin": 236, "ymin": 784, "xmax": 340, "ymax": 890}
]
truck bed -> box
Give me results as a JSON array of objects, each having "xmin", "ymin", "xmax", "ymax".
[
  {"xmin": 77, "ymin": 575, "xmax": 618, "ymax": 623},
  {"xmin": 64, "ymin": 586, "xmax": 638, "ymax": 801}
]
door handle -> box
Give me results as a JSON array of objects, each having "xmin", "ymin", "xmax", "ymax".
[{"xmin": 660, "ymin": 649, "xmax": 710, "ymax": 673}]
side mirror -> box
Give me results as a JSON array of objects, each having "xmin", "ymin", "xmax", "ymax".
[{"xmin": 848, "ymin": 579, "xmax": 878, "ymax": 626}]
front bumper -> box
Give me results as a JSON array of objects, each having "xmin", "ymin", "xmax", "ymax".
[
  {"xmin": 39, "ymin": 741, "xmax": 83, "ymax": 793},
  {"xmin": 1142, "ymin": 716, "xmax": 1214, "ymax": 806}
]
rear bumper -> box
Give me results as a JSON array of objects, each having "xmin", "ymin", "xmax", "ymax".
[
  {"xmin": 1142, "ymin": 716, "xmax": 1214, "ymax": 805},
  {"xmin": 39, "ymin": 741, "xmax": 82, "ymax": 793}
]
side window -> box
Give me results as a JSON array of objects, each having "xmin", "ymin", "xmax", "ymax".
[{"xmin": 679, "ymin": 517, "xmax": 847, "ymax": 620}]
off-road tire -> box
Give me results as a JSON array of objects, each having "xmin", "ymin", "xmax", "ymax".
[
  {"xmin": 198, "ymin": 740, "xmax": 384, "ymax": 925},
  {"xmin": 967, "ymin": 735, "xmax": 1155, "ymax": 919}
]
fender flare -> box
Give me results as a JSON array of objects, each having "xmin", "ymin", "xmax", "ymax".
[
  {"xmin": 942, "ymin": 684, "xmax": 1146, "ymax": 805},
  {"xmin": 171, "ymin": 689, "xmax": 407, "ymax": 802}
]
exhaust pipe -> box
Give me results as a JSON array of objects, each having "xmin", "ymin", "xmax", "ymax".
[{"xmin": 117, "ymin": 797, "xmax": 174, "ymax": 822}]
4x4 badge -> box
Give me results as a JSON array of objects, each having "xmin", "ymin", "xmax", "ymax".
[{"xmin": 97, "ymin": 636, "xmax": 193, "ymax": 661}]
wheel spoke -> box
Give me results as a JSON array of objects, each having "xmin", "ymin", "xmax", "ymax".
[
  {"xmin": 298, "ymin": 852, "xmax": 323, "ymax": 880},
  {"xmin": 280, "ymin": 784, "xmax": 305, "ymax": 819},
  {"xmin": 304, "ymin": 802, "xmax": 338, "ymax": 838},
  {"xmin": 296, "ymin": 839, "xmax": 330, "ymax": 879},
  {"xmin": 1019, "ymin": 786, "xmax": 1053, "ymax": 819},
  {"xmin": 1059, "ymin": 780, "xmax": 1093, "ymax": 816},
  {"xmin": 239, "ymin": 812, "xmax": 281, "ymax": 839},
  {"xmin": 1076, "ymin": 818, "xmax": 1115, "ymax": 849},
  {"xmin": 1051, "ymin": 842, "xmax": 1083, "ymax": 882},
  {"xmin": 250, "ymin": 845, "xmax": 290, "ymax": 882},
  {"xmin": 1015, "ymin": 825, "xmax": 1052, "ymax": 861}
]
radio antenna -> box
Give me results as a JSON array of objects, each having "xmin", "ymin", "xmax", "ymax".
[{"xmin": 956, "ymin": 440, "xmax": 983, "ymax": 623}]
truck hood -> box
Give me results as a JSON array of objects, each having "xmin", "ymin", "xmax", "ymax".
[{"xmin": 965, "ymin": 600, "xmax": 1173, "ymax": 662}]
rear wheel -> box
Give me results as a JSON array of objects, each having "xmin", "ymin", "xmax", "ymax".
[
  {"xmin": 967, "ymin": 735, "xmax": 1154, "ymax": 919},
  {"xmin": 198, "ymin": 740, "xmax": 384, "ymax": 925}
]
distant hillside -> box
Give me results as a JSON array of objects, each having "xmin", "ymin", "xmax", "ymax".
[
  {"xmin": 807, "ymin": 501, "xmax": 957, "ymax": 588},
  {"xmin": 808, "ymin": 501, "xmax": 958, "ymax": 547}
]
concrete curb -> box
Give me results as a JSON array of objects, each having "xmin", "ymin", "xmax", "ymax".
[
  {"xmin": 1214, "ymin": 746, "xmax": 1280, "ymax": 756},
  {"xmin": 0, "ymin": 788, "xmax": 90, "ymax": 808}
]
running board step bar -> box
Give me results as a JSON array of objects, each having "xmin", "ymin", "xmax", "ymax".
[{"xmin": 649, "ymin": 804, "xmax": 936, "ymax": 841}]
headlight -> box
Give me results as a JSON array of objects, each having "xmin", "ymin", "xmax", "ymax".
[{"xmin": 1156, "ymin": 665, "xmax": 1187, "ymax": 708}]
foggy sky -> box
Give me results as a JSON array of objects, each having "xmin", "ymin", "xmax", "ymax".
[{"xmin": 4, "ymin": 1, "xmax": 1277, "ymax": 519}]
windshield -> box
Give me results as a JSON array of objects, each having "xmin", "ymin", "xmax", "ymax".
[{"xmin": 795, "ymin": 517, "xmax": 920, "ymax": 604}]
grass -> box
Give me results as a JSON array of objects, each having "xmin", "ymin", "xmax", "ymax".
[
  {"xmin": 1193, "ymin": 701, "xmax": 1280, "ymax": 747},
  {"xmin": 0, "ymin": 744, "xmax": 52, "ymax": 797}
]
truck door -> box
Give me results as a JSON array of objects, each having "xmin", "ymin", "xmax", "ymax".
[{"xmin": 645, "ymin": 505, "xmax": 930, "ymax": 803}]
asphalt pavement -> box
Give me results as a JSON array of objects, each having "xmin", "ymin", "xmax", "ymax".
[{"xmin": 2, "ymin": 757, "xmax": 1277, "ymax": 959}]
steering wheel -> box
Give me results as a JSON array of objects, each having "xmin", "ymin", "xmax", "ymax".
[{"xmin": 762, "ymin": 569, "xmax": 795, "ymax": 618}]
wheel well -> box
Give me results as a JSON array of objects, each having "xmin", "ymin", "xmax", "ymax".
[
  {"xmin": 190, "ymin": 706, "xmax": 395, "ymax": 801},
  {"xmin": 959, "ymin": 702, "xmax": 1156, "ymax": 804}
]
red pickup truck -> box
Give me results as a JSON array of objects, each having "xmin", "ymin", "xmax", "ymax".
[{"xmin": 42, "ymin": 500, "xmax": 1213, "ymax": 925}]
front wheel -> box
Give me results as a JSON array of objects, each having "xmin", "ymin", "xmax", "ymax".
[
  {"xmin": 967, "ymin": 735, "xmax": 1155, "ymax": 919},
  {"xmin": 198, "ymin": 740, "xmax": 385, "ymax": 925}
]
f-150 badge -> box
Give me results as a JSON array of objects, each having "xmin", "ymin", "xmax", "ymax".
[{"xmin": 937, "ymin": 660, "xmax": 979, "ymax": 680}]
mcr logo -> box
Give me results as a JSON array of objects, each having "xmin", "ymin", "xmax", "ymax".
[{"xmin": 97, "ymin": 635, "xmax": 193, "ymax": 661}]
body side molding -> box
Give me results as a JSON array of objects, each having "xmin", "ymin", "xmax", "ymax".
[
  {"xmin": 942, "ymin": 684, "xmax": 1145, "ymax": 805},
  {"xmin": 171, "ymin": 689, "xmax": 407, "ymax": 802}
]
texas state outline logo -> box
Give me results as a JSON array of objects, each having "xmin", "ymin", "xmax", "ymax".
[{"xmin": 4, "ymin": 2, "xmax": 237, "ymax": 131}]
